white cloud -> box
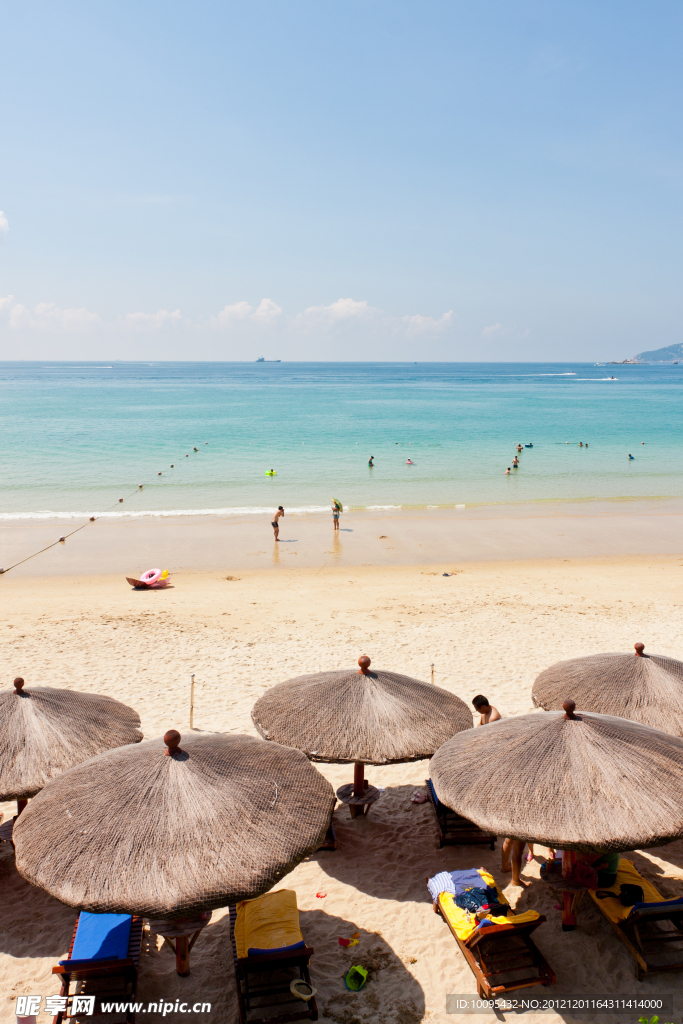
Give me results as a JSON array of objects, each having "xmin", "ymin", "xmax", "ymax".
[
  {"xmin": 481, "ymin": 322, "xmax": 530, "ymax": 341},
  {"xmin": 0, "ymin": 292, "xmax": 460, "ymax": 345},
  {"xmin": 124, "ymin": 309, "xmax": 183, "ymax": 330},
  {"xmin": 33, "ymin": 302, "xmax": 100, "ymax": 329},
  {"xmin": 0, "ymin": 294, "xmax": 100, "ymax": 331},
  {"xmin": 482, "ymin": 322, "xmax": 503, "ymax": 338},
  {"xmin": 0, "ymin": 211, "xmax": 8, "ymax": 235},
  {"xmin": 300, "ymin": 297, "xmax": 376, "ymax": 323},
  {"xmin": 210, "ymin": 298, "xmax": 283, "ymax": 327},
  {"xmin": 402, "ymin": 310, "xmax": 455, "ymax": 332}
]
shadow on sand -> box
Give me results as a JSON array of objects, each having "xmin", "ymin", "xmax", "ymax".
[{"xmin": 200, "ymin": 905, "xmax": 425, "ymax": 1024}]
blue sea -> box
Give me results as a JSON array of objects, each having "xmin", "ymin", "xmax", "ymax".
[{"xmin": 2, "ymin": 361, "xmax": 682, "ymax": 519}]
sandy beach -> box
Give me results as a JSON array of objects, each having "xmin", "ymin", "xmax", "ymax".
[{"xmin": 3, "ymin": 510, "xmax": 683, "ymax": 1023}]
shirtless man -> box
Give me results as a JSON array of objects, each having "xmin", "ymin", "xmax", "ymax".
[
  {"xmin": 472, "ymin": 695, "xmax": 501, "ymax": 726},
  {"xmin": 271, "ymin": 506, "xmax": 284, "ymax": 541}
]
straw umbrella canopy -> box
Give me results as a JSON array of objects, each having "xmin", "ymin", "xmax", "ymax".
[
  {"xmin": 532, "ymin": 643, "xmax": 683, "ymax": 736},
  {"xmin": 252, "ymin": 655, "xmax": 472, "ymax": 813},
  {"xmin": 14, "ymin": 730, "xmax": 335, "ymax": 918},
  {"xmin": 430, "ymin": 701, "xmax": 683, "ymax": 852},
  {"xmin": 0, "ymin": 677, "xmax": 142, "ymax": 806}
]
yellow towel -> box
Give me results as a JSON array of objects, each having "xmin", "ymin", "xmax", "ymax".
[
  {"xmin": 588, "ymin": 859, "xmax": 663, "ymax": 924},
  {"xmin": 437, "ymin": 869, "xmax": 540, "ymax": 942},
  {"xmin": 234, "ymin": 889, "xmax": 303, "ymax": 959}
]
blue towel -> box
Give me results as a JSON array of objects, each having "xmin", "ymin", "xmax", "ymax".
[
  {"xmin": 427, "ymin": 869, "xmax": 484, "ymax": 902},
  {"xmin": 629, "ymin": 897, "xmax": 683, "ymax": 917},
  {"xmin": 60, "ymin": 912, "xmax": 132, "ymax": 966},
  {"xmin": 247, "ymin": 940, "xmax": 306, "ymax": 957}
]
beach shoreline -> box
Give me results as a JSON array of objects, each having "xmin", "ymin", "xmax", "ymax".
[{"xmin": 2, "ymin": 498, "xmax": 683, "ymax": 577}]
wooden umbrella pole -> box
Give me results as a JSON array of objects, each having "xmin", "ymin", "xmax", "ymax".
[
  {"xmin": 176, "ymin": 935, "xmax": 190, "ymax": 976},
  {"xmin": 353, "ymin": 760, "xmax": 365, "ymax": 797},
  {"xmin": 190, "ymin": 673, "xmax": 195, "ymax": 729}
]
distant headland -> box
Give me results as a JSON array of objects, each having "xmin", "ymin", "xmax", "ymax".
[{"xmin": 612, "ymin": 343, "xmax": 683, "ymax": 364}]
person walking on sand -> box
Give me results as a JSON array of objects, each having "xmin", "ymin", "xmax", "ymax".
[
  {"xmin": 332, "ymin": 499, "xmax": 342, "ymax": 530},
  {"xmin": 271, "ymin": 506, "xmax": 284, "ymax": 540}
]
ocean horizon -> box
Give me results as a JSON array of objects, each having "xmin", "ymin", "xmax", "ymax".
[{"xmin": 3, "ymin": 360, "xmax": 683, "ymax": 520}]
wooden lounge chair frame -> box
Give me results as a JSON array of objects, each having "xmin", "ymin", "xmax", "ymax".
[
  {"xmin": 51, "ymin": 915, "xmax": 144, "ymax": 1023},
  {"xmin": 425, "ymin": 779, "xmax": 496, "ymax": 849},
  {"xmin": 229, "ymin": 905, "xmax": 318, "ymax": 1024},
  {"xmin": 434, "ymin": 899, "xmax": 555, "ymax": 998},
  {"xmin": 316, "ymin": 818, "xmax": 337, "ymax": 852},
  {"xmin": 595, "ymin": 899, "xmax": 683, "ymax": 980}
]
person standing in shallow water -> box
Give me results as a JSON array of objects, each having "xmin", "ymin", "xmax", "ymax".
[
  {"xmin": 368, "ymin": 455, "xmax": 374, "ymax": 467},
  {"xmin": 271, "ymin": 506, "xmax": 284, "ymax": 541}
]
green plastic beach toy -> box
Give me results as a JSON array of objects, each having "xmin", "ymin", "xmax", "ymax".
[{"xmin": 344, "ymin": 965, "xmax": 368, "ymax": 991}]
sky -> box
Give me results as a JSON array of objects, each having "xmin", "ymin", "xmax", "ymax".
[{"xmin": 0, "ymin": 0, "xmax": 681, "ymax": 362}]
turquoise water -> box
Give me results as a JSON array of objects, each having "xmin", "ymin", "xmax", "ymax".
[{"xmin": 2, "ymin": 362, "xmax": 683, "ymax": 518}]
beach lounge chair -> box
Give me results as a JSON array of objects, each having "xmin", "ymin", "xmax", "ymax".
[
  {"xmin": 51, "ymin": 911, "xmax": 143, "ymax": 1023},
  {"xmin": 589, "ymin": 858, "xmax": 683, "ymax": 980},
  {"xmin": 425, "ymin": 779, "xmax": 496, "ymax": 849},
  {"xmin": 430, "ymin": 867, "xmax": 555, "ymax": 998},
  {"xmin": 229, "ymin": 889, "xmax": 318, "ymax": 1024}
]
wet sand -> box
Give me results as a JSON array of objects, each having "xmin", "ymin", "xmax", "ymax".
[{"xmin": 2, "ymin": 497, "xmax": 683, "ymax": 577}]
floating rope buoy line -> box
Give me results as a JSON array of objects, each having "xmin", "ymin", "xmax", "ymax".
[{"xmin": 0, "ymin": 442, "xmax": 209, "ymax": 576}]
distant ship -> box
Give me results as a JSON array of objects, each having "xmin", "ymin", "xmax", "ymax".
[{"xmin": 255, "ymin": 356, "xmax": 281, "ymax": 363}]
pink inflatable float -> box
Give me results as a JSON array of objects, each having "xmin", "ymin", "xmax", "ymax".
[{"xmin": 126, "ymin": 568, "xmax": 170, "ymax": 589}]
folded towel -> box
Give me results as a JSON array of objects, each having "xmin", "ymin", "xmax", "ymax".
[
  {"xmin": 427, "ymin": 869, "xmax": 485, "ymax": 902},
  {"xmin": 438, "ymin": 889, "xmax": 538, "ymax": 942},
  {"xmin": 234, "ymin": 890, "xmax": 303, "ymax": 959}
]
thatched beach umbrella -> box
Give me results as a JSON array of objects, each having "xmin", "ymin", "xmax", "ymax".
[
  {"xmin": 430, "ymin": 701, "xmax": 683, "ymax": 852},
  {"xmin": 14, "ymin": 730, "xmax": 335, "ymax": 973},
  {"xmin": 0, "ymin": 677, "xmax": 142, "ymax": 813},
  {"xmin": 252, "ymin": 655, "xmax": 472, "ymax": 817},
  {"xmin": 532, "ymin": 643, "xmax": 683, "ymax": 736}
]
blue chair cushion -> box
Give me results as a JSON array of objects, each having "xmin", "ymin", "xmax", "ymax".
[
  {"xmin": 59, "ymin": 912, "xmax": 132, "ymax": 965},
  {"xmin": 247, "ymin": 940, "xmax": 306, "ymax": 957},
  {"xmin": 629, "ymin": 897, "xmax": 683, "ymax": 916}
]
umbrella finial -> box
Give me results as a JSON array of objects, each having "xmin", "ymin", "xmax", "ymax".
[
  {"xmin": 562, "ymin": 699, "xmax": 578, "ymax": 720},
  {"xmin": 634, "ymin": 642, "xmax": 645, "ymax": 656},
  {"xmin": 358, "ymin": 655, "xmax": 371, "ymax": 675},
  {"xmin": 13, "ymin": 677, "xmax": 25, "ymax": 694},
  {"xmin": 164, "ymin": 730, "xmax": 183, "ymax": 756}
]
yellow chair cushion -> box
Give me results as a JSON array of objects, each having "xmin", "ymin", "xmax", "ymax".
[
  {"xmin": 438, "ymin": 869, "xmax": 539, "ymax": 942},
  {"xmin": 588, "ymin": 859, "xmax": 663, "ymax": 924},
  {"xmin": 234, "ymin": 889, "xmax": 303, "ymax": 959}
]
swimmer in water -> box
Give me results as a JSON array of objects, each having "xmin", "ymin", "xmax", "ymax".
[
  {"xmin": 512, "ymin": 457, "xmax": 519, "ymax": 467},
  {"xmin": 516, "ymin": 444, "xmax": 523, "ymax": 452},
  {"xmin": 406, "ymin": 459, "xmax": 414, "ymax": 465},
  {"xmin": 368, "ymin": 455, "xmax": 374, "ymax": 467},
  {"xmin": 579, "ymin": 442, "xmax": 583, "ymax": 447},
  {"xmin": 628, "ymin": 453, "xmax": 634, "ymax": 460},
  {"xmin": 505, "ymin": 467, "xmax": 511, "ymax": 474},
  {"xmin": 271, "ymin": 506, "xmax": 284, "ymax": 540}
]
